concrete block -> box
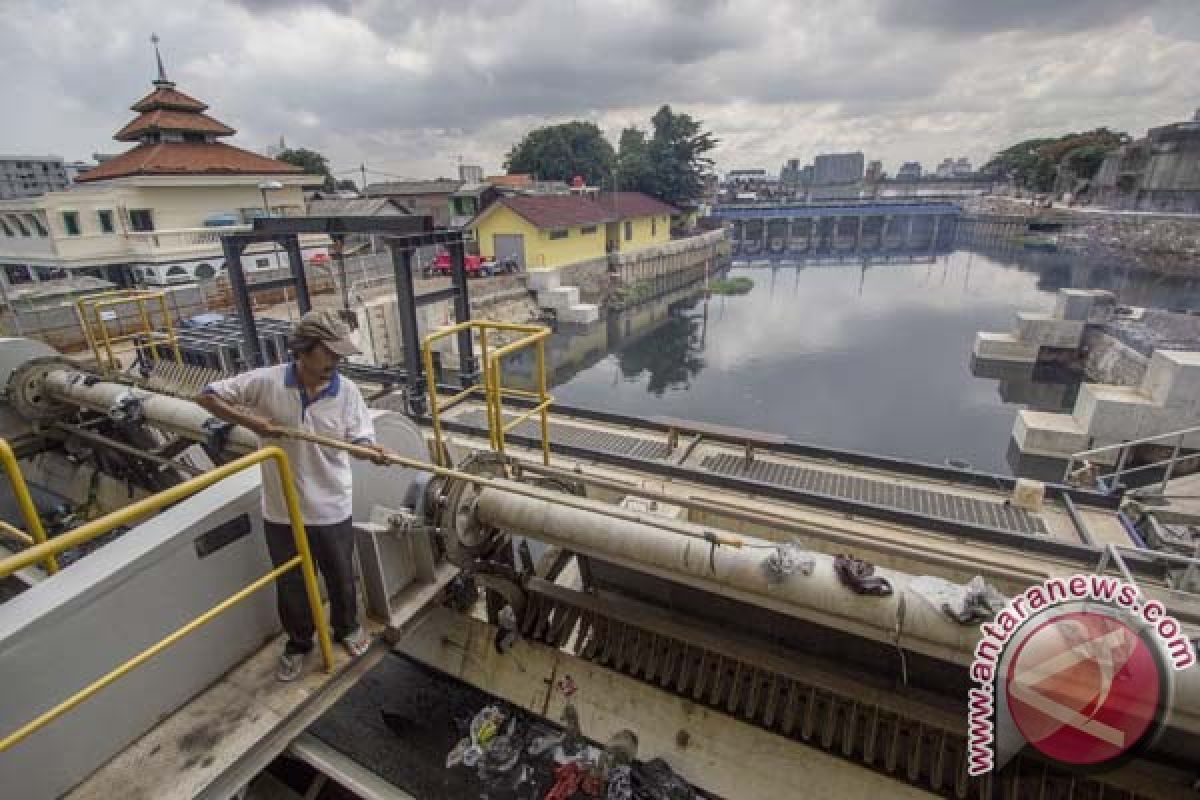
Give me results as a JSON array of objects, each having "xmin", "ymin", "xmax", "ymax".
[
  {"xmin": 1016, "ymin": 312, "xmax": 1085, "ymax": 349},
  {"xmin": 560, "ymin": 303, "xmax": 600, "ymax": 324},
  {"xmin": 973, "ymin": 332, "xmax": 1038, "ymax": 363},
  {"xmin": 525, "ymin": 269, "xmax": 561, "ymax": 291},
  {"xmin": 1054, "ymin": 289, "xmax": 1112, "ymax": 322},
  {"xmin": 537, "ymin": 285, "xmax": 580, "ymax": 310},
  {"xmin": 1013, "ymin": 410, "xmax": 1091, "ymax": 457},
  {"xmin": 1072, "ymin": 384, "xmax": 1155, "ymax": 441},
  {"xmin": 1142, "ymin": 349, "xmax": 1200, "ymax": 407},
  {"xmin": 1011, "ymin": 479, "xmax": 1045, "ymax": 511}
]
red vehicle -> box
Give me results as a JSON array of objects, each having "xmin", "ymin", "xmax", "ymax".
[{"xmin": 427, "ymin": 250, "xmax": 492, "ymax": 277}]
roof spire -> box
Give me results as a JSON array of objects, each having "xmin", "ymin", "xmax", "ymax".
[{"xmin": 151, "ymin": 33, "xmax": 173, "ymax": 87}]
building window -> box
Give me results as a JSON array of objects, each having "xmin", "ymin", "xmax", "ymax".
[
  {"xmin": 194, "ymin": 263, "xmax": 215, "ymax": 280},
  {"xmin": 62, "ymin": 211, "xmax": 81, "ymax": 236},
  {"xmin": 624, "ymin": 220, "xmax": 632, "ymax": 241},
  {"xmin": 3, "ymin": 264, "xmax": 33, "ymax": 285},
  {"xmin": 581, "ymin": 225, "xmax": 597, "ymax": 235},
  {"xmin": 97, "ymin": 210, "xmax": 115, "ymax": 234},
  {"xmin": 166, "ymin": 266, "xmax": 188, "ymax": 280},
  {"xmin": 548, "ymin": 229, "xmax": 569, "ymax": 240},
  {"xmin": 34, "ymin": 266, "xmax": 66, "ymax": 281},
  {"xmin": 255, "ymin": 258, "xmax": 270, "ymax": 268},
  {"xmin": 128, "ymin": 209, "xmax": 155, "ymax": 232}
]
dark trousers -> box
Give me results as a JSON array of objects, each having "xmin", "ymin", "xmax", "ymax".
[{"xmin": 264, "ymin": 517, "xmax": 358, "ymax": 655}]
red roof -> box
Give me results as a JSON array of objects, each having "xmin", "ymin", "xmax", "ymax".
[
  {"xmin": 594, "ymin": 191, "xmax": 679, "ymax": 218},
  {"xmin": 74, "ymin": 142, "xmax": 304, "ymax": 182},
  {"xmin": 131, "ymin": 86, "xmax": 208, "ymax": 112},
  {"xmin": 495, "ymin": 195, "xmax": 613, "ymax": 229},
  {"xmin": 114, "ymin": 109, "xmax": 236, "ymax": 141}
]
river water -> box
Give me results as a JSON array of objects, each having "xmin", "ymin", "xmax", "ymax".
[{"xmin": 537, "ymin": 242, "xmax": 1200, "ymax": 475}]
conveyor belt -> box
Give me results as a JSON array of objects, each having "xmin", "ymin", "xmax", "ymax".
[
  {"xmin": 702, "ymin": 453, "xmax": 1048, "ymax": 536},
  {"xmin": 455, "ymin": 410, "xmax": 670, "ymax": 460}
]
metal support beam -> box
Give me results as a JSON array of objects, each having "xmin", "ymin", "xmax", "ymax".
[
  {"xmin": 448, "ymin": 240, "xmax": 477, "ymax": 386},
  {"xmin": 389, "ymin": 245, "xmax": 426, "ymax": 416},
  {"xmin": 281, "ymin": 235, "xmax": 311, "ymax": 314},
  {"xmin": 221, "ymin": 237, "xmax": 264, "ymax": 368}
]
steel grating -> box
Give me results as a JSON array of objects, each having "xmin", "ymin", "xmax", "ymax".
[
  {"xmin": 702, "ymin": 453, "xmax": 1048, "ymax": 536},
  {"xmin": 454, "ymin": 409, "xmax": 670, "ymax": 460}
]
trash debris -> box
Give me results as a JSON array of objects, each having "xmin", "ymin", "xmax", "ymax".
[
  {"xmin": 545, "ymin": 761, "xmax": 584, "ymax": 800},
  {"xmin": 634, "ymin": 758, "xmax": 695, "ymax": 800},
  {"xmin": 603, "ymin": 729, "xmax": 639, "ymax": 766},
  {"xmin": 834, "ymin": 554, "xmax": 893, "ymax": 596},
  {"xmin": 606, "ymin": 764, "xmax": 633, "ymax": 800},
  {"xmin": 528, "ymin": 731, "xmax": 565, "ymax": 757},
  {"xmin": 762, "ymin": 543, "xmax": 815, "ymax": 584},
  {"xmin": 557, "ymin": 674, "xmax": 578, "ymax": 698},
  {"xmin": 910, "ymin": 575, "xmax": 1006, "ymax": 624},
  {"xmin": 495, "ymin": 605, "xmax": 519, "ymax": 653}
]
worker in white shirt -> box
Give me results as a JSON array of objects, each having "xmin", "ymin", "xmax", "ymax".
[{"xmin": 197, "ymin": 310, "xmax": 388, "ymax": 681}]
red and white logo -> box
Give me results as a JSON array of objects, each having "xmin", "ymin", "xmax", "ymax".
[{"xmin": 1005, "ymin": 610, "xmax": 1163, "ymax": 767}]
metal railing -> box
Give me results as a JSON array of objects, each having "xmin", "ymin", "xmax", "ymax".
[
  {"xmin": 1064, "ymin": 425, "xmax": 1200, "ymax": 493},
  {"xmin": 1096, "ymin": 543, "xmax": 1200, "ymax": 596},
  {"xmin": 423, "ymin": 321, "xmax": 552, "ymax": 466},
  {"xmin": 0, "ymin": 445, "xmax": 333, "ymax": 753},
  {"xmin": 75, "ymin": 289, "xmax": 183, "ymax": 372},
  {"xmin": 0, "ymin": 438, "xmax": 58, "ymax": 574}
]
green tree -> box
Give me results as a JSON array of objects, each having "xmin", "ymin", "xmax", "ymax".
[
  {"xmin": 644, "ymin": 105, "xmax": 718, "ymax": 206},
  {"xmin": 276, "ymin": 147, "xmax": 335, "ymax": 190},
  {"xmin": 614, "ymin": 126, "xmax": 654, "ymax": 193},
  {"xmin": 982, "ymin": 128, "xmax": 1125, "ymax": 191},
  {"xmin": 504, "ymin": 121, "xmax": 616, "ymax": 185}
]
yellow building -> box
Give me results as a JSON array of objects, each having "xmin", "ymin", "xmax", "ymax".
[
  {"xmin": 0, "ymin": 52, "xmax": 321, "ymax": 291},
  {"xmin": 470, "ymin": 191, "xmax": 676, "ymax": 272}
]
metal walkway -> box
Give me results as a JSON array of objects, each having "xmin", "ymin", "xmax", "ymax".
[
  {"xmin": 702, "ymin": 453, "xmax": 1048, "ymax": 536},
  {"xmin": 455, "ymin": 410, "xmax": 671, "ymax": 460}
]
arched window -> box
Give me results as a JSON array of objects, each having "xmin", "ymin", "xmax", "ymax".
[
  {"xmin": 166, "ymin": 265, "xmax": 188, "ymax": 280},
  {"xmin": 144, "ymin": 267, "xmax": 157, "ymax": 279},
  {"xmin": 132, "ymin": 268, "xmax": 145, "ymax": 282},
  {"xmin": 194, "ymin": 263, "xmax": 215, "ymax": 280}
]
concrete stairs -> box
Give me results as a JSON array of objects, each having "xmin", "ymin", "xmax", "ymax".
[
  {"xmin": 527, "ymin": 269, "xmax": 600, "ymax": 325},
  {"xmin": 1013, "ymin": 349, "xmax": 1200, "ymax": 460},
  {"xmin": 974, "ymin": 289, "xmax": 1111, "ymax": 363}
]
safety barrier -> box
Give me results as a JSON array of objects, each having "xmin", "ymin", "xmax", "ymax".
[
  {"xmin": 0, "ymin": 438, "xmax": 57, "ymax": 574},
  {"xmin": 0, "ymin": 445, "xmax": 332, "ymax": 752},
  {"xmin": 75, "ymin": 289, "xmax": 182, "ymax": 373},
  {"xmin": 423, "ymin": 321, "xmax": 552, "ymax": 466}
]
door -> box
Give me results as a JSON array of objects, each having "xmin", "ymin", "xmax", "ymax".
[{"xmin": 493, "ymin": 234, "xmax": 525, "ymax": 272}]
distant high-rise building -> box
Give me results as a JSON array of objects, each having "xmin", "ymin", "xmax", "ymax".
[
  {"xmin": 812, "ymin": 152, "xmax": 864, "ymax": 185},
  {"xmin": 266, "ymin": 135, "xmax": 287, "ymax": 158},
  {"xmin": 800, "ymin": 165, "xmax": 814, "ymax": 186},
  {"xmin": 459, "ymin": 164, "xmax": 484, "ymax": 184},
  {"xmin": 0, "ymin": 156, "xmax": 70, "ymax": 199},
  {"xmin": 780, "ymin": 159, "xmax": 803, "ymax": 186},
  {"xmin": 896, "ymin": 161, "xmax": 922, "ymax": 181},
  {"xmin": 865, "ymin": 160, "xmax": 883, "ymax": 182},
  {"xmin": 952, "ymin": 157, "xmax": 973, "ymax": 177}
]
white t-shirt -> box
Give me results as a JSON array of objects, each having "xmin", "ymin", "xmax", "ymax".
[{"xmin": 203, "ymin": 364, "xmax": 375, "ymax": 525}]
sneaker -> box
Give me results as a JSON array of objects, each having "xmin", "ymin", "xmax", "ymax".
[
  {"xmin": 276, "ymin": 649, "xmax": 306, "ymax": 682},
  {"xmin": 341, "ymin": 627, "xmax": 371, "ymax": 657}
]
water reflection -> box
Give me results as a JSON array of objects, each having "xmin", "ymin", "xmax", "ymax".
[{"xmin": 515, "ymin": 243, "xmax": 1200, "ymax": 475}]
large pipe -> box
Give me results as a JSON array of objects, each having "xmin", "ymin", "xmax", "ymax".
[
  {"xmin": 474, "ymin": 487, "xmax": 1200, "ymax": 735},
  {"xmin": 475, "ymin": 486, "xmax": 980, "ymax": 666},
  {"xmin": 43, "ymin": 369, "xmax": 259, "ymax": 452}
]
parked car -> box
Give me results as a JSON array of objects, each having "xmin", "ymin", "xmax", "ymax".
[{"xmin": 426, "ymin": 250, "xmax": 493, "ymax": 277}]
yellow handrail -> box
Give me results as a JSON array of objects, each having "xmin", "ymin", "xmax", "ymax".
[
  {"xmin": 74, "ymin": 290, "xmax": 182, "ymax": 373},
  {"xmin": 422, "ymin": 321, "xmax": 552, "ymax": 466},
  {"xmin": 0, "ymin": 438, "xmax": 58, "ymax": 574},
  {"xmin": 0, "ymin": 445, "xmax": 333, "ymax": 753}
]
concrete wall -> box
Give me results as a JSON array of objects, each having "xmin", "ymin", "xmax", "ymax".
[
  {"xmin": 0, "ymin": 468, "xmax": 278, "ymax": 799},
  {"xmin": 1083, "ymin": 329, "xmax": 1149, "ymax": 386}
]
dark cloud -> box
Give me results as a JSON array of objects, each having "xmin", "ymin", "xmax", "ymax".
[{"xmin": 875, "ymin": 0, "xmax": 1155, "ymax": 35}]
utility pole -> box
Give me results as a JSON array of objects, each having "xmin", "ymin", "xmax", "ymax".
[{"xmin": 360, "ymin": 164, "xmax": 368, "ymax": 195}]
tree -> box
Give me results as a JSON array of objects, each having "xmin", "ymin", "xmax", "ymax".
[
  {"xmin": 614, "ymin": 126, "xmax": 654, "ymax": 194},
  {"xmin": 504, "ymin": 121, "xmax": 616, "ymax": 185},
  {"xmin": 982, "ymin": 128, "xmax": 1125, "ymax": 192},
  {"xmin": 644, "ymin": 105, "xmax": 718, "ymax": 206},
  {"xmin": 276, "ymin": 147, "xmax": 335, "ymax": 190}
]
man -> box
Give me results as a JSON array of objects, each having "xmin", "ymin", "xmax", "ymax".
[{"xmin": 197, "ymin": 310, "xmax": 387, "ymax": 681}]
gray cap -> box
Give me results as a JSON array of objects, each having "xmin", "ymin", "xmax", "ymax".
[{"xmin": 291, "ymin": 310, "xmax": 360, "ymax": 356}]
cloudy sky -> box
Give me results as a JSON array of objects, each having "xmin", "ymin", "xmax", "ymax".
[{"xmin": 4, "ymin": 0, "xmax": 1199, "ymax": 181}]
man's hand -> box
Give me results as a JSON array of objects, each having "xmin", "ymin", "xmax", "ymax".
[{"xmin": 357, "ymin": 443, "xmax": 392, "ymax": 466}]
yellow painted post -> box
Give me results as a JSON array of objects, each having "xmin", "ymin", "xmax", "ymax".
[
  {"xmin": 74, "ymin": 298, "xmax": 101, "ymax": 368},
  {"xmin": 135, "ymin": 296, "xmax": 157, "ymax": 364},
  {"xmin": 0, "ymin": 439, "xmax": 57, "ymax": 573},
  {"xmin": 158, "ymin": 292, "xmax": 183, "ymax": 366},
  {"xmin": 270, "ymin": 448, "xmax": 335, "ymax": 673},
  {"xmin": 537, "ymin": 338, "xmax": 550, "ymax": 465},
  {"xmin": 422, "ymin": 341, "xmax": 444, "ymax": 466}
]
